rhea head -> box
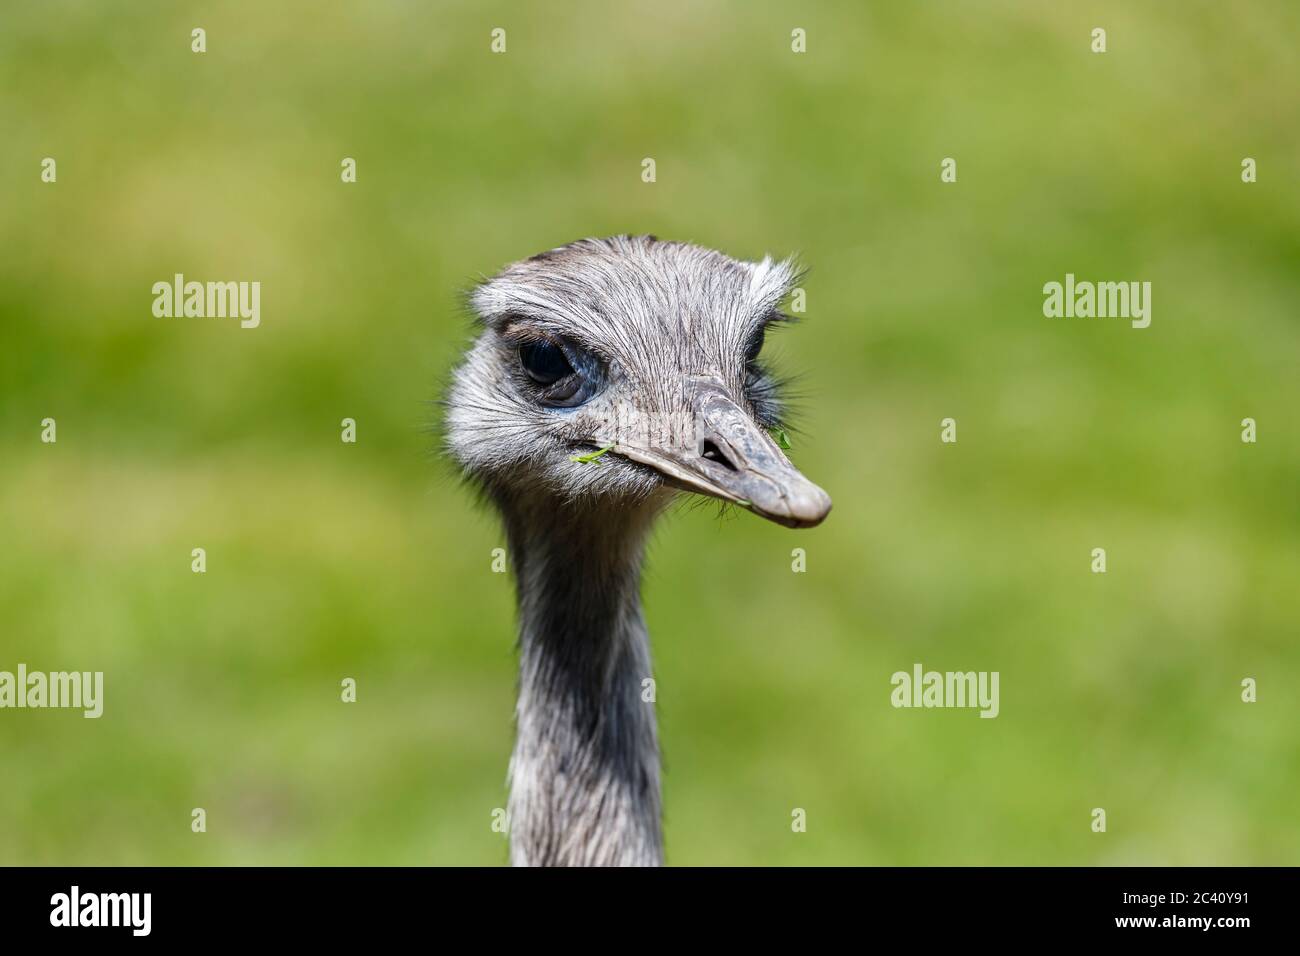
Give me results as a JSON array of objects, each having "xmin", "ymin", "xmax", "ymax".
[{"xmin": 445, "ymin": 235, "xmax": 832, "ymax": 529}]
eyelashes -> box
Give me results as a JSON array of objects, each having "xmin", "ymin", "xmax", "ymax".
[
  {"xmin": 744, "ymin": 363, "xmax": 785, "ymax": 428},
  {"xmin": 743, "ymin": 316, "xmax": 796, "ymax": 428},
  {"xmin": 743, "ymin": 325, "xmax": 766, "ymax": 365}
]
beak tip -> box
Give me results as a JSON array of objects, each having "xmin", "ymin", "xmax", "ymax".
[
  {"xmin": 753, "ymin": 484, "xmax": 831, "ymax": 529},
  {"xmin": 793, "ymin": 492, "xmax": 833, "ymax": 528}
]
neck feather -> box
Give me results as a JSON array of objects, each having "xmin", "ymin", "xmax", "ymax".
[{"xmin": 499, "ymin": 493, "xmax": 664, "ymax": 866}]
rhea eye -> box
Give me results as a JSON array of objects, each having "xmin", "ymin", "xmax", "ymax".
[
  {"xmin": 519, "ymin": 340, "xmax": 574, "ymax": 385},
  {"xmin": 744, "ymin": 327, "xmax": 766, "ymax": 365},
  {"xmin": 516, "ymin": 337, "xmax": 599, "ymax": 407}
]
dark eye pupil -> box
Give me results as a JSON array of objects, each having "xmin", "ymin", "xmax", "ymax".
[
  {"xmin": 745, "ymin": 328, "xmax": 765, "ymax": 364},
  {"xmin": 519, "ymin": 340, "xmax": 573, "ymax": 385}
]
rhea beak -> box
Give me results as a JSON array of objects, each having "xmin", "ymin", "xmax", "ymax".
[{"xmin": 606, "ymin": 376, "xmax": 832, "ymax": 529}]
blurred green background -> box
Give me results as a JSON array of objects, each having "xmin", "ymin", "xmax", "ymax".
[{"xmin": 1, "ymin": 0, "xmax": 1297, "ymax": 865}]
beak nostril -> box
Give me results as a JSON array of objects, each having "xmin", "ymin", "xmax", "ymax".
[{"xmin": 701, "ymin": 439, "xmax": 737, "ymax": 472}]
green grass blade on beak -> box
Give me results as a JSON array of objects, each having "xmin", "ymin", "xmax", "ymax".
[{"xmin": 570, "ymin": 444, "xmax": 614, "ymax": 465}]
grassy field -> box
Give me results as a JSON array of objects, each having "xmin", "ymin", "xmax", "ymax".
[{"xmin": 1, "ymin": 1, "xmax": 1297, "ymax": 865}]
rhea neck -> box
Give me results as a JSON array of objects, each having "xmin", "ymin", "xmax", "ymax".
[{"xmin": 496, "ymin": 489, "xmax": 666, "ymax": 866}]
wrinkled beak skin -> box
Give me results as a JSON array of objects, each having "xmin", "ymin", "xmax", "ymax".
[{"xmin": 603, "ymin": 375, "xmax": 832, "ymax": 529}]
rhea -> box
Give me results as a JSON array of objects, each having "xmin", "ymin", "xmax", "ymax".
[{"xmin": 444, "ymin": 236, "xmax": 831, "ymax": 866}]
